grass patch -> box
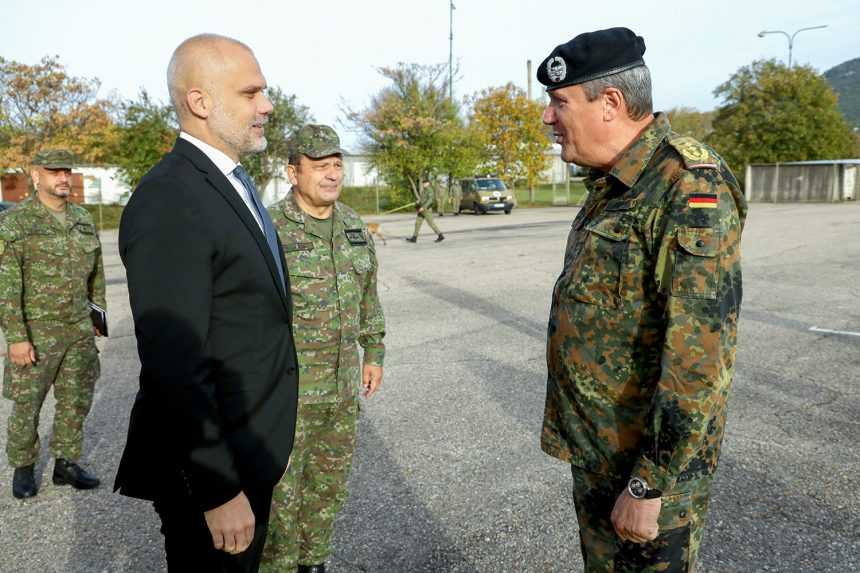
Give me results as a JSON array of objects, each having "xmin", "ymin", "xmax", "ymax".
[
  {"xmin": 512, "ymin": 181, "xmax": 587, "ymax": 207},
  {"xmin": 82, "ymin": 204, "xmax": 124, "ymax": 231},
  {"xmin": 340, "ymin": 181, "xmax": 587, "ymax": 215},
  {"xmin": 339, "ymin": 186, "xmax": 415, "ymax": 215}
]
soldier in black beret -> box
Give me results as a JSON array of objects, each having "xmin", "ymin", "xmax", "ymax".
[{"xmin": 538, "ymin": 27, "xmax": 748, "ymax": 572}]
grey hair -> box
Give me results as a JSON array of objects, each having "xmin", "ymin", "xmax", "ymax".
[
  {"xmin": 580, "ymin": 65, "xmax": 653, "ymax": 120},
  {"xmin": 166, "ymin": 33, "xmax": 251, "ymax": 118}
]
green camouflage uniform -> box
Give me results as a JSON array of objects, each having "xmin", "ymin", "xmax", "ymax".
[
  {"xmin": 434, "ymin": 181, "xmax": 446, "ymax": 215},
  {"xmin": 543, "ymin": 113, "xmax": 746, "ymax": 572},
  {"xmin": 450, "ymin": 181, "xmax": 462, "ymax": 214},
  {"xmin": 412, "ymin": 184, "xmax": 442, "ymax": 237},
  {"xmin": 0, "ymin": 195, "xmax": 104, "ymax": 468},
  {"xmin": 261, "ymin": 190, "xmax": 385, "ymax": 572}
]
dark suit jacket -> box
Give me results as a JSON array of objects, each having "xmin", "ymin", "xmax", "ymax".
[{"xmin": 115, "ymin": 138, "xmax": 298, "ymax": 512}]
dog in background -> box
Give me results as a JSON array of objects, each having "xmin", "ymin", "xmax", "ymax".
[{"xmin": 366, "ymin": 222, "xmax": 386, "ymax": 245}]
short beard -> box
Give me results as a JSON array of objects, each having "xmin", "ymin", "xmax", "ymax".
[
  {"xmin": 45, "ymin": 185, "xmax": 70, "ymax": 199},
  {"xmin": 209, "ymin": 102, "xmax": 267, "ymax": 156}
]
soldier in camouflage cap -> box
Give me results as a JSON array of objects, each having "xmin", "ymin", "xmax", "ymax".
[
  {"xmin": 538, "ymin": 28, "xmax": 747, "ymax": 572},
  {"xmin": 261, "ymin": 125, "xmax": 385, "ymax": 573},
  {"xmin": 0, "ymin": 148, "xmax": 105, "ymax": 499}
]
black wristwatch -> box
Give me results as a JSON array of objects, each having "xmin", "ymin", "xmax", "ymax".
[{"xmin": 627, "ymin": 477, "xmax": 662, "ymax": 499}]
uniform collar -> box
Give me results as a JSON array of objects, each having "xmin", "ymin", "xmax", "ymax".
[
  {"xmin": 27, "ymin": 194, "xmax": 88, "ymax": 229},
  {"xmin": 606, "ymin": 112, "xmax": 671, "ymax": 189}
]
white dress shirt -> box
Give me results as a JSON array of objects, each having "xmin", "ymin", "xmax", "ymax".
[{"xmin": 179, "ymin": 131, "xmax": 263, "ymax": 231}]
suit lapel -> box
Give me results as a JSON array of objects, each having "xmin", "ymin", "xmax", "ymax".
[{"xmin": 172, "ymin": 139, "xmax": 290, "ymax": 315}]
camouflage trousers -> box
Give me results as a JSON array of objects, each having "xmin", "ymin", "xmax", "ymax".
[
  {"xmin": 451, "ymin": 194, "xmax": 461, "ymax": 213},
  {"xmin": 570, "ymin": 465, "xmax": 714, "ymax": 573},
  {"xmin": 3, "ymin": 320, "xmax": 99, "ymax": 468},
  {"xmin": 261, "ymin": 398, "xmax": 359, "ymax": 572},
  {"xmin": 413, "ymin": 211, "xmax": 442, "ymax": 237},
  {"xmin": 435, "ymin": 189, "xmax": 447, "ymax": 214}
]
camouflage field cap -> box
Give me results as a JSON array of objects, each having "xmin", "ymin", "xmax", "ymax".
[
  {"xmin": 291, "ymin": 124, "xmax": 344, "ymax": 159},
  {"xmin": 32, "ymin": 149, "xmax": 76, "ymax": 169}
]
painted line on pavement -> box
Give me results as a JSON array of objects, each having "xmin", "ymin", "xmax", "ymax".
[{"xmin": 809, "ymin": 326, "xmax": 860, "ymax": 338}]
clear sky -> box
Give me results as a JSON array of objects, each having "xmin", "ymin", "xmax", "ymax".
[{"xmin": 5, "ymin": 0, "xmax": 859, "ymax": 149}]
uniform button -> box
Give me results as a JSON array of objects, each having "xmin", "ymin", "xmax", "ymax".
[
  {"xmin": 695, "ymin": 239, "xmax": 705, "ymax": 248},
  {"xmin": 679, "ymin": 510, "xmax": 687, "ymax": 518},
  {"xmin": 597, "ymin": 356, "xmax": 606, "ymax": 364}
]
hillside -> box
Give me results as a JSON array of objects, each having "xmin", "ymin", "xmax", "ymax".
[{"xmin": 825, "ymin": 57, "xmax": 860, "ymax": 129}]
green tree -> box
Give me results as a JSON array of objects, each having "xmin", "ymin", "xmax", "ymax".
[
  {"xmin": 0, "ymin": 55, "xmax": 118, "ymax": 173},
  {"xmin": 346, "ymin": 63, "xmax": 464, "ymax": 202},
  {"xmin": 667, "ymin": 106, "xmax": 715, "ymax": 141},
  {"xmin": 708, "ymin": 59, "xmax": 856, "ymax": 176},
  {"xmin": 113, "ymin": 89, "xmax": 177, "ymax": 188},
  {"xmin": 469, "ymin": 83, "xmax": 550, "ymax": 203},
  {"xmin": 242, "ymin": 86, "xmax": 312, "ymax": 191}
]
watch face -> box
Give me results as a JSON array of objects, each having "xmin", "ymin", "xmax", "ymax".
[{"xmin": 629, "ymin": 478, "xmax": 646, "ymax": 498}]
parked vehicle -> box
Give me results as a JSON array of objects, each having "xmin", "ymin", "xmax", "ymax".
[{"xmin": 458, "ymin": 177, "xmax": 514, "ymax": 214}]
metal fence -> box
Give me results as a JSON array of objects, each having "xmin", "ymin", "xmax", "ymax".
[{"xmin": 745, "ymin": 161, "xmax": 859, "ymax": 202}]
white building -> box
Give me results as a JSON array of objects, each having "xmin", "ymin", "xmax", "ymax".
[{"xmin": 77, "ymin": 166, "xmax": 132, "ymax": 205}]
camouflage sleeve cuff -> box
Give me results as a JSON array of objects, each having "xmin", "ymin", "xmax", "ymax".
[
  {"xmin": 0, "ymin": 322, "xmax": 29, "ymax": 345},
  {"xmin": 631, "ymin": 456, "xmax": 677, "ymax": 493},
  {"xmin": 362, "ymin": 345, "xmax": 385, "ymax": 366}
]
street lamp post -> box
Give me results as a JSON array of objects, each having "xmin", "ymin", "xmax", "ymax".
[
  {"xmin": 449, "ymin": 1, "xmax": 455, "ymax": 100},
  {"xmin": 757, "ymin": 25, "xmax": 828, "ymax": 67}
]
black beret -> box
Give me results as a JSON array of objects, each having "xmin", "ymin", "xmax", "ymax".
[{"xmin": 537, "ymin": 27, "xmax": 646, "ymax": 91}]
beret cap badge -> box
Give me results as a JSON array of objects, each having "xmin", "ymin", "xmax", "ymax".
[{"xmin": 547, "ymin": 57, "xmax": 567, "ymax": 83}]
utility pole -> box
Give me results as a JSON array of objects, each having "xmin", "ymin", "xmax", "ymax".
[
  {"xmin": 449, "ymin": 1, "xmax": 455, "ymax": 100},
  {"xmin": 527, "ymin": 59, "xmax": 533, "ymax": 100}
]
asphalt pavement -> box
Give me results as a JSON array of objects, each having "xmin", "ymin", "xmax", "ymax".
[{"xmin": 0, "ymin": 203, "xmax": 857, "ymax": 573}]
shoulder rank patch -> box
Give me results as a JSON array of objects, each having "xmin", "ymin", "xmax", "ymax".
[
  {"xmin": 668, "ymin": 135, "xmax": 719, "ymax": 170},
  {"xmin": 688, "ymin": 193, "xmax": 718, "ymax": 209},
  {"xmin": 344, "ymin": 228, "xmax": 367, "ymax": 246}
]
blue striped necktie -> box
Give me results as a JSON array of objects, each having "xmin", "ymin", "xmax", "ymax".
[{"xmin": 232, "ymin": 165, "xmax": 285, "ymax": 292}]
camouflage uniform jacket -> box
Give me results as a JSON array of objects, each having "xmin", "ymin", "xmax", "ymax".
[
  {"xmin": 543, "ymin": 113, "xmax": 747, "ymax": 494},
  {"xmin": 269, "ymin": 192, "xmax": 385, "ymax": 404},
  {"xmin": 0, "ymin": 195, "xmax": 105, "ymax": 344},
  {"xmin": 417, "ymin": 185, "xmax": 435, "ymax": 210}
]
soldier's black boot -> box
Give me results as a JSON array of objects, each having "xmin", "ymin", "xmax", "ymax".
[
  {"xmin": 297, "ymin": 565, "xmax": 326, "ymax": 573},
  {"xmin": 12, "ymin": 464, "xmax": 38, "ymax": 499},
  {"xmin": 52, "ymin": 458, "xmax": 100, "ymax": 490},
  {"xmin": 405, "ymin": 236, "xmax": 418, "ymax": 243},
  {"xmin": 435, "ymin": 234, "xmax": 445, "ymax": 242}
]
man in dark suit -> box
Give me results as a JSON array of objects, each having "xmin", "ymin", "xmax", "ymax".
[{"xmin": 116, "ymin": 34, "xmax": 298, "ymax": 572}]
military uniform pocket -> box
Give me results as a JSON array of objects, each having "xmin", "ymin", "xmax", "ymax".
[
  {"xmin": 659, "ymin": 490, "xmax": 693, "ymax": 532},
  {"xmin": 351, "ymin": 253, "xmax": 373, "ymax": 275},
  {"xmin": 672, "ymin": 227, "xmax": 719, "ymax": 300},
  {"xmin": 565, "ymin": 217, "xmax": 628, "ymax": 309}
]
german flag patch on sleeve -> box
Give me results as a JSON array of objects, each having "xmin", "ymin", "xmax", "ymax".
[{"xmin": 688, "ymin": 193, "xmax": 718, "ymax": 209}]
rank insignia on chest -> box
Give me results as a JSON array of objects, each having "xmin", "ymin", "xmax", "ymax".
[
  {"xmin": 688, "ymin": 193, "xmax": 718, "ymax": 209},
  {"xmin": 285, "ymin": 242, "xmax": 314, "ymax": 252},
  {"xmin": 344, "ymin": 228, "xmax": 367, "ymax": 245}
]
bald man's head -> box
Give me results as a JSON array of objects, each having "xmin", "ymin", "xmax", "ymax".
[
  {"xmin": 167, "ymin": 34, "xmax": 251, "ymax": 120},
  {"xmin": 166, "ymin": 34, "xmax": 273, "ymax": 160}
]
